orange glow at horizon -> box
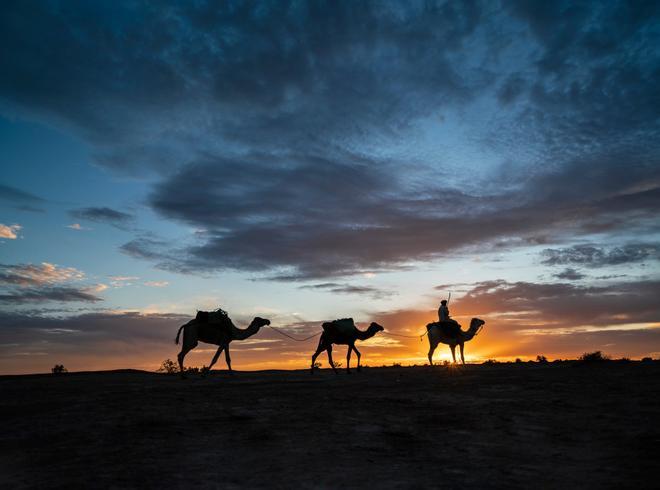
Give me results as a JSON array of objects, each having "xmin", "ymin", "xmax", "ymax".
[{"xmin": 2, "ymin": 314, "xmax": 658, "ymax": 375}]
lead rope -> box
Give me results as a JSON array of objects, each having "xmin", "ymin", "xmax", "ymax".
[{"xmin": 267, "ymin": 325, "xmax": 322, "ymax": 342}]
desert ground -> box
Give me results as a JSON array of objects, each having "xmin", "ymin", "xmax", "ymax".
[{"xmin": 1, "ymin": 362, "xmax": 658, "ymax": 489}]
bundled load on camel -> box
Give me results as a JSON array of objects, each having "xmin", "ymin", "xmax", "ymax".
[
  {"xmin": 195, "ymin": 308, "xmax": 234, "ymax": 333},
  {"xmin": 322, "ymin": 318, "xmax": 357, "ymax": 336}
]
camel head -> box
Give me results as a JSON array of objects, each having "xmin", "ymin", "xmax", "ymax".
[
  {"xmin": 468, "ymin": 318, "xmax": 485, "ymax": 336},
  {"xmin": 368, "ymin": 322, "xmax": 384, "ymax": 334},
  {"xmin": 251, "ymin": 317, "xmax": 271, "ymax": 329}
]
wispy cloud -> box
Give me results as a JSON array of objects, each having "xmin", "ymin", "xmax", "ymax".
[
  {"xmin": 299, "ymin": 282, "xmax": 393, "ymax": 299},
  {"xmin": 0, "ymin": 287, "xmax": 102, "ymax": 304},
  {"xmin": 108, "ymin": 276, "xmax": 139, "ymax": 287},
  {"xmin": 0, "ymin": 224, "xmax": 21, "ymax": 240},
  {"xmin": 144, "ymin": 281, "xmax": 169, "ymax": 288},
  {"xmin": 0, "ymin": 184, "xmax": 45, "ymax": 212},
  {"xmin": 0, "ymin": 263, "xmax": 103, "ymax": 305},
  {"xmin": 0, "ymin": 263, "xmax": 84, "ymax": 286},
  {"xmin": 552, "ymin": 268, "xmax": 586, "ymax": 281},
  {"xmin": 69, "ymin": 207, "xmax": 134, "ymax": 230},
  {"xmin": 66, "ymin": 223, "xmax": 89, "ymax": 231},
  {"xmin": 541, "ymin": 244, "xmax": 660, "ymax": 268}
]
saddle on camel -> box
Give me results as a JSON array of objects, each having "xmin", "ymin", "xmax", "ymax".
[{"xmin": 434, "ymin": 319, "xmax": 462, "ymax": 338}]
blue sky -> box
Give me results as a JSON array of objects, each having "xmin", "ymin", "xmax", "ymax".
[{"xmin": 1, "ymin": 0, "xmax": 659, "ymax": 373}]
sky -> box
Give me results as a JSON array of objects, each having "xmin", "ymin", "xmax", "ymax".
[{"xmin": 1, "ymin": 0, "xmax": 659, "ymax": 374}]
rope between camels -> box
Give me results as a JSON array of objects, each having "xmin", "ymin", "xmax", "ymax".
[
  {"xmin": 267, "ymin": 325, "xmax": 322, "ymax": 342},
  {"xmin": 384, "ymin": 330, "xmax": 429, "ymax": 342}
]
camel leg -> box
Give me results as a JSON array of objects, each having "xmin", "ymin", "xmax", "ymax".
[
  {"xmin": 326, "ymin": 345, "xmax": 338, "ymax": 374},
  {"xmin": 177, "ymin": 341, "xmax": 197, "ymax": 378},
  {"xmin": 311, "ymin": 338, "xmax": 328, "ymax": 374},
  {"xmin": 460, "ymin": 343, "xmax": 465, "ymax": 365},
  {"xmin": 204, "ymin": 345, "xmax": 224, "ymax": 376},
  {"xmin": 224, "ymin": 345, "xmax": 233, "ymax": 374},
  {"xmin": 428, "ymin": 340, "xmax": 438, "ymax": 366},
  {"xmin": 450, "ymin": 344, "xmax": 457, "ymax": 364},
  {"xmin": 346, "ymin": 344, "xmax": 352, "ymax": 374},
  {"xmin": 353, "ymin": 345, "xmax": 362, "ymax": 372}
]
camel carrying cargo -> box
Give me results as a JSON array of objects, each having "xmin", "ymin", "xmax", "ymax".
[{"xmin": 176, "ymin": 308, "xmax": 271, "ymax": 375}]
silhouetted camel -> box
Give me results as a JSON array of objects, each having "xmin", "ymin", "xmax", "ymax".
[
  {"xmin": 175, "ymin": 315, "xmax": 270, "ymax": 376},
  {"xmin": 426, "ymin": 317, "xmax": 485, "ymax": 365},
  {"xmin": 311, "ymin": 319, "xmax": 384, "ymax": 374}
]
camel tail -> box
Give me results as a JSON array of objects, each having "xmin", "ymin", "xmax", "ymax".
[{"xmin": 175, "ymin": 324, "xmax": 186, "ymax": 345}]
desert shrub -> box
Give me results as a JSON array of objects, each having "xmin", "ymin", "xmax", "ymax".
[
  {"xmin": 52, "ymin": 364, "xmax": 67, "ymax": 375},
  {"xmin": 483, "ymin": 359, "xmax": 499, "ymax": 365},
  {"xmin": 536, "ymin": 355, "xmax": 548, "ymax": 363},
  {"xmin": 515, "ymin": 358, "xmax": 522, "ymax": 363},
  {"xmin": 641, "ymin": 357, "xmax": 653, "ymax": 363},
  {"xmin": 391, "ymin": 362, "xmax": 401, "ymax": 367},
  {"xmin": 578, "ymin": 351, "xmax": 610, "ymax": 362},
  {"xmin": 442, "ymin": 360, "xmax": 450, "ymax": 366},
  {"xmin": 157, "ymin": 359, "xmax": 179, "ymax": 374}
]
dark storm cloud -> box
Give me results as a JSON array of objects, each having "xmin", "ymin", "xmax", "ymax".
[
  {"xmin": 0, "ymin": 286, "xmax": 102, "ymax": 304},
  {"xmin": 2, "ymin": 1, "xmax": 660, "ymax": 278},
  {"xmin": 140, "ymin": 150, "xmax": 659, "ymax": 278},
  {"xmin": 0, "ymin": 0, "xmax": 482, "ymax": 173},
  {"xmin": 69, "ymin": 207, "xmax": 134, "ymax": 229},
  {"xmin": 541, "ymin": 244, "xmax": 660, "ymax": 268}
]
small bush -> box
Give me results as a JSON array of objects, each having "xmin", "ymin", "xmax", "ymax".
[
  {"xmin": 579, "ymin": 351, "xmax": 610, "ymax": 362},
  {"xmin": 157, "ymin": 359, "xmax": 179, "ymax": 374},
  {"xmin": 641, "ymin": 357, "xmax": 653, "ymax": 363},
  {"xmin": 515, "ymin": 358, "xmax": 522, "ymax": 363},
  {"xmin": 536, "ymin": 355, "xmax": 548, "ymax": 363},
  {"xmin": 483, "ymin": 359, "xmax": 499, "ymax": 365},
  {"xmin": 52, "ymin": 364, "xmax": 67, "ymax": 375}
]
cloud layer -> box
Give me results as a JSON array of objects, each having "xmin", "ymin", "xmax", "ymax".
[
  {"xmin": 1, "ymin": 1, "xmax": 658, "ymax": 279},
  {"xmin": 0, "ymin": 263, "xmax": 103, "ymax": 304}
]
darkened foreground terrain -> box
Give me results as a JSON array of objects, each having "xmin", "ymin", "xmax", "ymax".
[{"xmin": 1, "ymin": 363, "xmax": 659, "ymax": 488}]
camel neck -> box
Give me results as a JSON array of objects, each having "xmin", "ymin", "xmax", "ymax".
[
  {"xmin": 233, "ymin": 321, "xmax": 259, "ymax": 340},
  {"xmin": 461, "ymin": 325, "xmax": 476, "ymax": 341},
  {"xmin": 356, "ymin": 328, "xmax": 375, "ymax": 341}
]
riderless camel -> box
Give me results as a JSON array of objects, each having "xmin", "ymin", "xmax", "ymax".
[
  {"xmin": 311, "ymin": 318, "xmax": 384, "ymax": 374},
  {"xmin": 175, "ymin": 313, "xmax": 270, "ymax": 376}
]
